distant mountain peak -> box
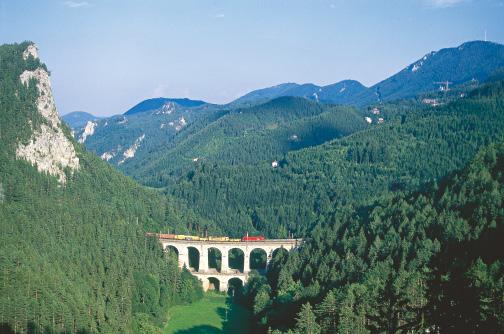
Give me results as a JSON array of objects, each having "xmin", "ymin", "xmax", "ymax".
[
  {"xmin": 62, "ymin": 111, "xmax": 101, "ymax": 129},
  {"xmin": 124, "ymin": 97, "xmax": 206, "ymax": 115},
  {"xmin": 232, "ymin": 40, "xmax": 504, "ymax": 107}
]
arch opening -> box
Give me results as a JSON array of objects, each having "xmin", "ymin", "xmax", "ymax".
[
  {"xmin": 271, "ymin": 247, "xmax": 289, "ymax": 259},
  {"xmin": 228, "ymin": 248, "xmax": 244, "ymax": 273},
  {"xmin": 208, "ymin": 247, "xmax": 222, "ymax": 272},
  {"xmin": 207, "ymin": 277, "xmax": 220, "ymax": 291},
  {"xmin": 250, "ymin": 248, "xmax": 267, "ymax": 271},
  {"xmin": 187, "ymin": 246, "xmax": 200, "ymax": 272},
  {"xmin": 165, "ymin": 245, "xmax": 179, "ymax": 262},
  {"xmin": 227, "ymin": 277, "xmax": 244, "ymax": 297},
  {"xmin": 267, "ymin": 247, "xmax": 290, "ymax": 291}
]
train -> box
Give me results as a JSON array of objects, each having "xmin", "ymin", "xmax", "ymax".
[
  {"xmin": 242, "ymin": 235, "xmax": 265, "ymax": 241},
  {"xmin": 147, "ymin": 233, "xmax": 265, "ymax": 242}
]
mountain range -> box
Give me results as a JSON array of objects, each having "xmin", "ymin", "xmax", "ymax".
[
  {"xmin": 70, "ymin": 40, "xmax": 504, "ymax": 175},
  {"xmin": 2, "ymin": 38, "xmax": 504, "ymax": 334},
  {"xmin": 231, "ymin": 40, "xmax": 504, "ymax": 106}
]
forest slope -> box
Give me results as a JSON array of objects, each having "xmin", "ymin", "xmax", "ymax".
[
  {"xmin": 247, "ymin": 141, "xmax": 504, "ymax": 333},
  {"xmin": 0, "ymin": 42, "xmax": 209, "ymax": 333},
  {"xmin": 162, "ymin": 81, "xmax": 504, "ymax": 237}
]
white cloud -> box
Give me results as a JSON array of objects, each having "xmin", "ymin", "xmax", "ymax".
[
  {"xmin": 214, "ymin": 13, "xmax": 225, "ymax": 18},
  {"xmin": 62, "ymin": 1, "xmax": 92, "ymax": 8},
  {"xmin": 426, "ymin": 0, "xmax": 466, "ymax": 8}
]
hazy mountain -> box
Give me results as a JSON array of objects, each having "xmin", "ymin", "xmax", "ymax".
[
  {"xmin": 232, "ymin": 41, "xmax": 504, "ymax": 106},
  {"xmin": 231, "ymin": 80, "xmax": 368, "ymax": 106},
  {"xmin": 74, "ymin": 98, "xmax": 221, "ymax": 166},
  {"xmin": 120, "ymin": 96, "xmax": 367, "ymax": 181},
  {"xmin": 62, "ymin": 111, "xmax": 101, "ymax": 129},
  {"xmin": 75, "ymin": 41, "xmax": 504, "ymax": 172},
  {"xmin": 124, "ymin": 97, "xmax": 206, "ymax": 115},
  {"xmin": 368, "ymin": 40, "xmax": 504, "ymax": 103}
]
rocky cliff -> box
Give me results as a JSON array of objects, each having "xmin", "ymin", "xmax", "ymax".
[{"xmin": 16, "ymin": 44, "xmax": 79, "ymax": 183}]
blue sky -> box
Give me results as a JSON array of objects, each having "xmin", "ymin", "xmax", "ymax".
[{"xmin": 1, "ymin": 0, "xmax": 503, "ymax": 116}]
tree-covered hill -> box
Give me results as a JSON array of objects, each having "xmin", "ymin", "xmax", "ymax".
[
  {"xmin": 368, "ymin": 40, "xmax": 504, "ymax": 104},
  {"xmin": 122, "ymin": 96, "xmax": 367, "ymax": 182},
  {"xmin": 73, "ymin": 98, "xmax": 222, "ymax": 167},
  {"xmin": 75, "ymin": 41, "xmax": 504, "ymax": 180},
  {"xmin": 230, "ymin": 40, "xmax": 504, "ymax": 107},
  {"xmin": 245, "ymin": 141, "xmax": 504, "ymax": 333},
  {"xmin": 155, "ymin": 80, "xmax": 504, "ymax": 238},
  {"xmin": 124, "ymin": 97, "xmax": 207, "ymax": 116},
  {"xmin": 0, "ymin": 42, "xmax": 209, "ymax": 333},
  {"xmin": 62, "ymin": 111, "xmax": 102, "ymax": 129}
]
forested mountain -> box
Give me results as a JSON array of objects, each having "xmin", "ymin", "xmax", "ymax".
[
  {"xmin": 147, "ymin": 80, "xmax": 504, "ymax": 238},
  {"xmin": 72, "ymin": 99, "xmax": 221, "ymax": 166},
  {"xmin": 6, "ymin": 39, "xmax": 503, "ymax": 334},
  {"xmin": 0, "ymin": 42, "xmax": 209, "ymax": 333},
  {"xmin": 74, "ymin": 41, "xmax": 504, "ymax": 178},
  {"xmin": 244, "ymin": 141, "xmax": 504, "ymax": 333},
  {"xmin": 368, "ymin": 40, "xmax": 504, "ymax": 104},
  {"xmin": 124, "ymin": 97, "xmax": 207, "ymax": 116},
  {"xmin": 62, "ymin": 111, "xmax": 101, "ymax": 129},
  {"xmin": 121, "ymin": 96, "xmax": 367, "ymax": 181},
  {"xmin": 231, "ymin": 41, "xmax": 504, "ymax": 106},
  {"xmin": 231, "ymin": 80, "xmax": 370, "ymax": 106}
]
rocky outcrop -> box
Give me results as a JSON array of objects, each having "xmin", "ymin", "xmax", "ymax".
[
  {"xmin": 0, "ymin": 182, "xmax": 4, "ymax": 204},
  {"xmin": 118, "ymin": 134, "xmax": 145, "ymax": 165},
  {"xmin": 101, "ymin": 151, "xmax": 115, "ymax": 161},
  {"xmin": 155, "ymin": 102, "xmax": 176, "ymax": 115},
  {"xmin": 16, "ymin": 44, "xmax": 79, "ymax": 184},
  {"xmin": 78, "ymin": 121, "xmax": 97, "ymax": 143},
  {"xmin": 22, "ymin": 44, "xmax": 38, "ymax": 60}
]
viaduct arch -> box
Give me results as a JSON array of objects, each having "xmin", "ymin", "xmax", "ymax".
[{"xmin": 159, "ymin": 238, "xmax": 302, "ymax": 292}]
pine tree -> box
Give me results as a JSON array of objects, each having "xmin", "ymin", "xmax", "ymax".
[{"xmin": 295, "ymin": 303, "xmax": 320, "ymax": 334}]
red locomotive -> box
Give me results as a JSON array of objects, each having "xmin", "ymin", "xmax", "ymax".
[{"xmin": 242, "ymin": 235, "xmax": 265, "ymax": 241}]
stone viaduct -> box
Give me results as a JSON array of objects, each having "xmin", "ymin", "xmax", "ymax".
[{"xmin": 159, "ymin": 237, "xmax": 302, "ymax": 292}]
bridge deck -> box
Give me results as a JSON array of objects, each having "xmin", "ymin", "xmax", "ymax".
[{"xmin": 158, "ymin": 238, "xmax": 302, "ymax": 246}]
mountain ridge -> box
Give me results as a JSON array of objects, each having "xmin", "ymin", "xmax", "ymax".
[
  {"xmin": 124, "ymin": 97, "xmax": 207, "ymax": 115},
  {"xmin": 231, "ymin": 40, "xmax": 504, "ymax": 106},
  {"xmin": 62, "ymin": 111, "xmax": 102, "ymax": 129}
]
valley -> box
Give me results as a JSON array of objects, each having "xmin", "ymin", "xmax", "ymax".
[
  {"xmin": 1, "ymin": 9, "xmax": 503, "ymax": 332},
  {"xmin": 163, "ymin": 292, "xmax": 252, "ymax": 334}
]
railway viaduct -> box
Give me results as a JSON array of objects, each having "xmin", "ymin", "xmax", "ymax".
[{"xmin": 158, "ymin": 237, "xmax": 302, "ymax": 292}]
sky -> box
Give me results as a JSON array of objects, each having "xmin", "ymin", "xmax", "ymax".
[{"xmin": 1, "ymin": 0, "xmax": 504, "ymax": 116}]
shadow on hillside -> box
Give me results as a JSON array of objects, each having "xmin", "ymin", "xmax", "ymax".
[
  {"xmin": 216, "ymin": 297, "xmax": 252, "ymax": 334},
  {"xmin": 173, "ymin": 325, "xmax": 221, "ymax": 334}
]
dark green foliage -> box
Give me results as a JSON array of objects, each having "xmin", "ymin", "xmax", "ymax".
[
  {"xmin": 131, "ymin": 96, "xmax": 365, "ymax": 182},
  {"xmin": 152, "ymin": 80, "xmax": 504, "ymax": 238},
  {"xmin": 245, "ymin": 142, "xmax": 504, "ymax": 333},
  {"xmin": 0, "ymin": 42, "xmax": 204, "ymax": 333}
]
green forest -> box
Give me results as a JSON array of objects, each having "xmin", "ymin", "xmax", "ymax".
[
  {"xmin": 1, "ymin": 39, "xmax": 503, "ymax": 334},
  {"xmin": 144, "ymin": 80, "xmax": 504, "ymax": 238},
  {"xmin": 0, "ymin": 43, "xmax": 207, "ymax": 333},
  {"xmin": 240, "ymin": 142, "xmax": 504, "ymax": 333}
]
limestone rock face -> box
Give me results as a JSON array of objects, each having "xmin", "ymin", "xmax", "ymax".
[
  {"xmin": 16, "ymin": 45, "xmax": 79, "ymax": 184},
  {"xmin": 118, "ymin": 134, "xmax": 145, "ymax": 165},
  {"xmin": 22, "ymin": 44, "xmax": 39, "ymax": 60},
  {"xmin": 78, "ymin": 121, "xmax": 97, "ymax": 143}
]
